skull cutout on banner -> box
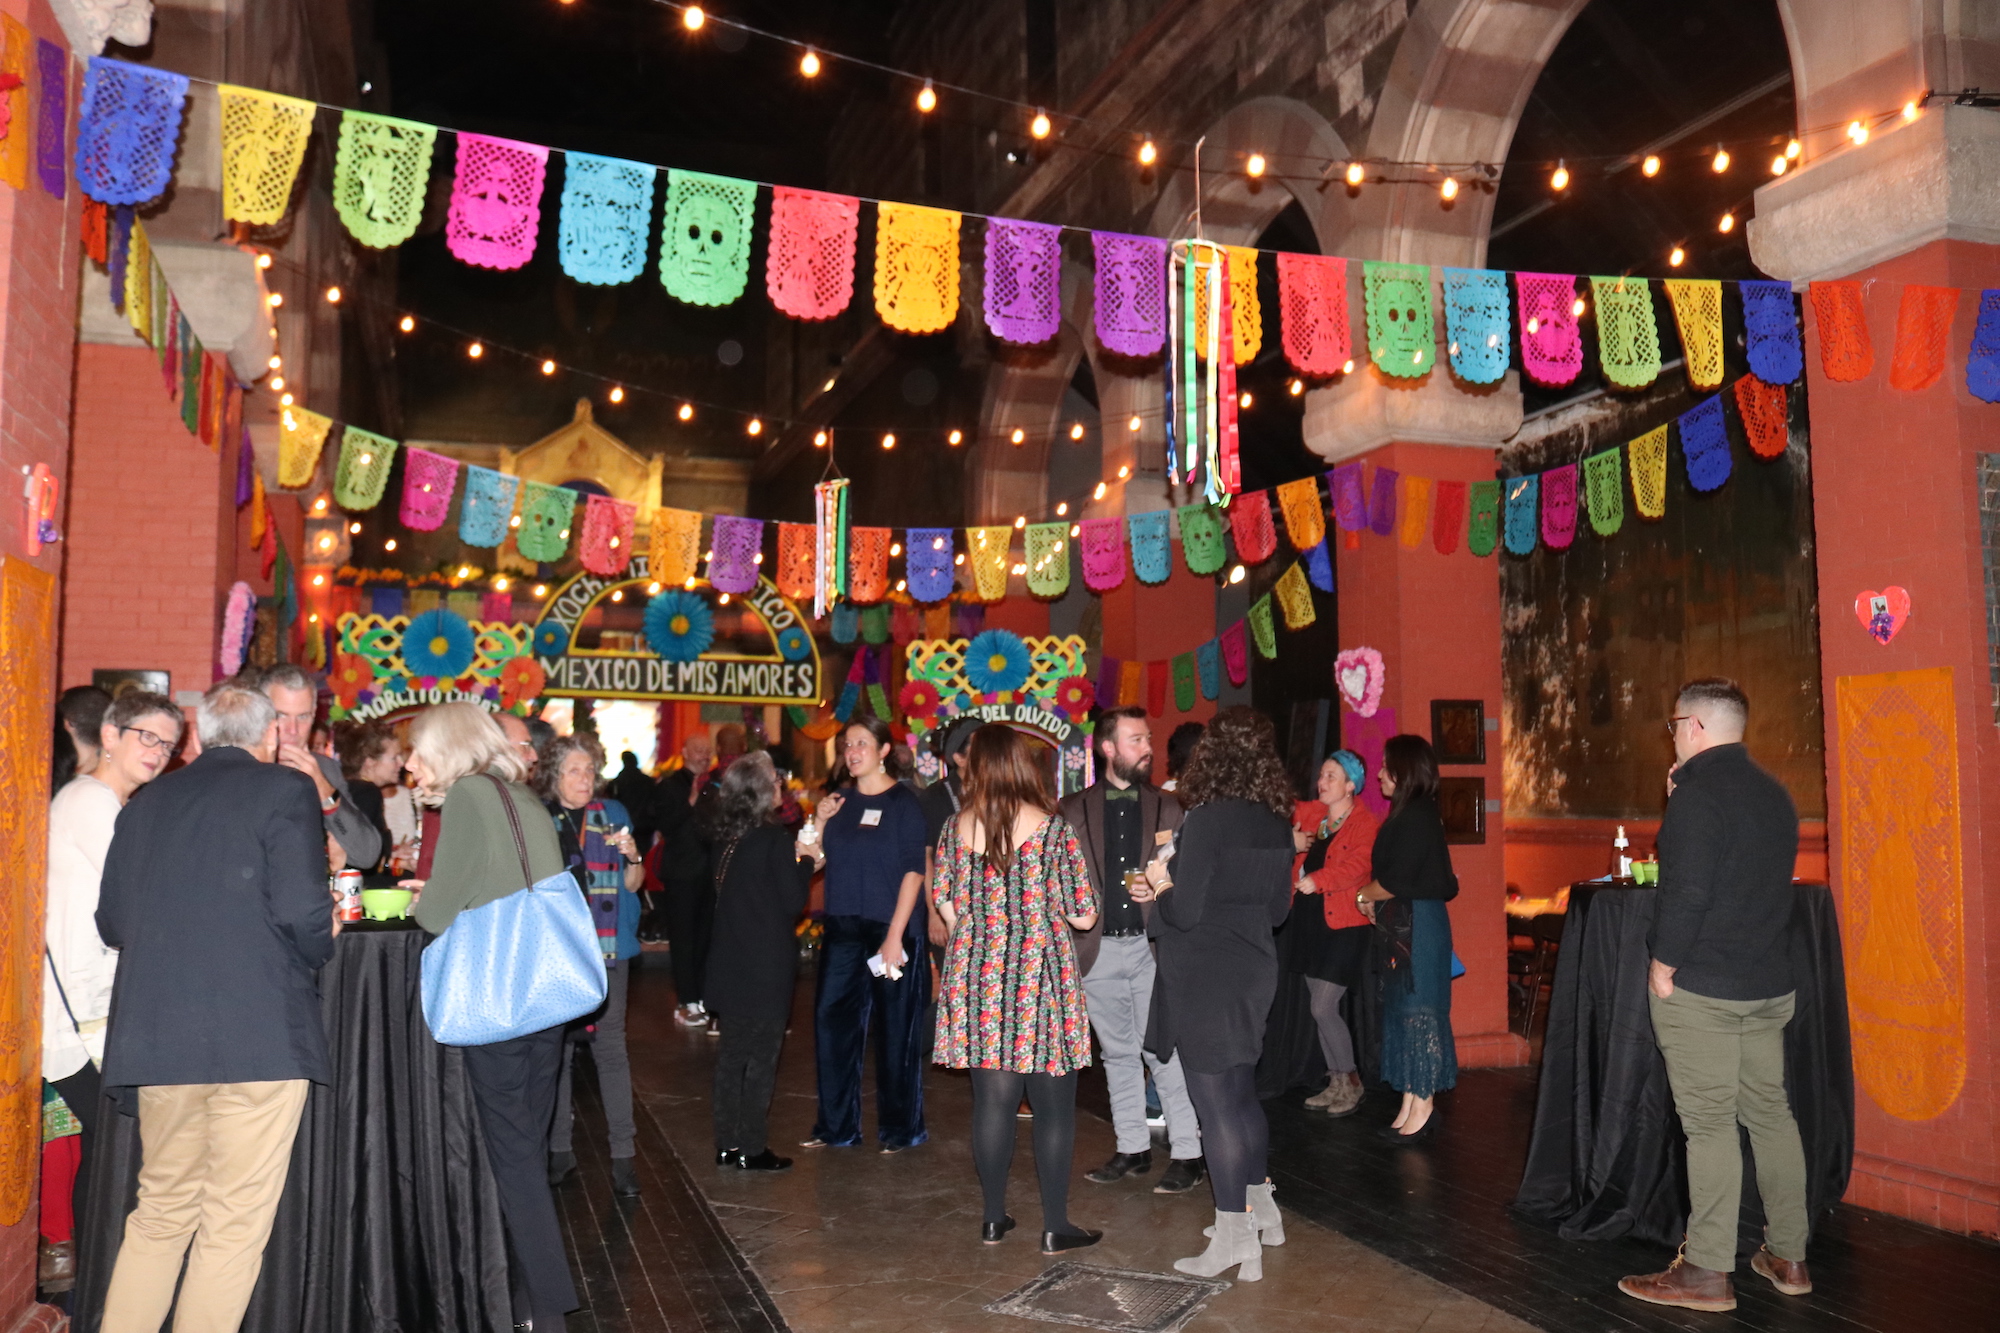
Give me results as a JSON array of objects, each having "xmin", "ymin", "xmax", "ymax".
[{"xmin": 1369, "ymin": 267, "xmax": 1434, "ymax": 376}]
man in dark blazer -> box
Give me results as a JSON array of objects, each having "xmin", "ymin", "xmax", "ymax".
[
  {"xmin": 95, "ymin": 682, "xmax": 336, "ymax": 1333},
  {"xmin": 1058, "ymin": 706, "xmax": 1204, "ymax": 1194}
]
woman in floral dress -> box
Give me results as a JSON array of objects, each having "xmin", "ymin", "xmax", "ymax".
[{"xmin": 934, "ymin": 725, "xmax": 1101, "ymax": 1254}]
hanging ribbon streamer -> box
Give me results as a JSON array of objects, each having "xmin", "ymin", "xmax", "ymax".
[
  {"xmin": 1215, "ymin": 252, "xmax": 1241, "ymax": 495},
  {"xmin": 1467, "ymin": 480, "xmax": 1502, "ymax": 557},
  {"xmin": 516, "ymin": 481, "xmax": 577, "ymax": 562},
  {"xmin": 874, "ymin": 201, "xmax": 961, "ymax": 333},
  {"xmin": 1518, "ymin": 273, "xmax": 1582, "ymax": 386},
  {"xmin": 1503, "ymin": 475, "xmax": 1539, "ymax": 556},
  {"xmin": 1247, "ymin": 595, "xmax": 1278, "ymax": 659},
  {"xmin": 218, "ymin": 85, "xmax": 316, "ymax": 226},
  {"xmin": 1433, "ymin": 479, "xmax": 1467, "ymax": 556},
  {"xmin": 1678, "ymin": 395, "xmax": 1732, "ymax": 492},
  {"xmin": 1888, "ymin": 284, "xmax": 1960, "ymax": 392},
  {"xmin": 905, "ymin": 527, "xmax": 954, "ymax": 603},
  {"xmin": 983, "ymin": 217, "xmax": 1062, "ymax": 345},
  {"xmin": 400, "ymin": 447, "xmax": 460, "ymax": 531},
  {"xmin": 458, "ymin": 467, "xmax": 520, "ymax": 548},
  {"xmin": 659, "ymin": 169, "xmax": 756, "ymax": 306},
  {"xmin": 1442, "ymin": 268, "xmax": 1511, "ymax": 384},
  {"xmin": 1196, "ymin": 639, "xmax": 1222, "ymax": 700},
  {"xmin": 1540, "ymin": 464, "xmax": 1579, "ymax": 550},
  {"xmin": 333, "ymin": 111, "xmax": 436, "ymax": 248},
  {"xmin": 1664, "ymin": 278, "xmax": 1725, "ymax": 390},
  {"xmin": 1583, "ymin": 447, "xmax": 1623, "ymax": 536},
  {"xmin": 1230, "ymin": 490, "xmax": 1277, "ymax": 563},
  {"xmin": 1330, "ymin": 463, "xmax": 1368, "ymax": 532},
  {"xmin": 276, "ymin": 406, "xmax": 333, "ymax": 489},
  {"xmin": 966, "ymin": 524, "xmax": 1012, "ymax": 600},
  {"xmin": 446, "ymin": 133, "xmax": 549, "ymax": 271},
  {"xmin": 1091, "ymin": 231, "xmax": 1167, "ymax": 358},
  {"xmin": 845, "ymin": 526, "xmax": 890, "ymax": 603},
  {"xmin": 1176, "ymin": 504, "xmax": 1228, "ymax": 576},
  {"xmin": 767, "ymin": 187, "xmax": 859, "ymax": 321},
  {"xmin": 75, "ymin": 58, "xmax": 188, "ymax": 205},
  {"xmin": 1276, "ymin": 253, "xmax": 1350, "ymax": 376},
  {"xmin": 1080, "ymin": 517, "xmax": 1128, "ymax": 592},
  {"xmin": 1399, "ymin": 475, "xmax": 1432, "ymax": 549},
  {"xmin": 578, "ymin": 494, "xmax": 637, "ymax": 576},
  {"xmin": 1734, "ymin": 376, "xmax": 1790, "ymax": 459},
  {"xmin": 1590, "ymin": 276, "xmax": 1661, "ymax": 388},
  {"xmin": 1024, "ymin": 522, "xmax": 1070, "ymax": 597},
  {"xmin": 813, "ymin": 480, "xmax": 849, "ymax": 616},
  {"xmin": 1276, "ymin": 477, "xmax": 1325, "ymax": 551},
  {"xmin": 1172, "ymin": 653, "xmax": 1197, "ymax": 711},
  {"xmin": 1357, "ymin": 469, "xmax": 1394, "ymax": 538},
  {"xmin": 1220, "ymin": 621, "xmax": 1250, "ymax": 685},
  {"xmin": 1305, "ymin": 538, "xmax": 1333, "ymax": 591},
  {"xmin": 1162, "ymin": 244, "xmax": 1180, "ymax": 479},
  {"xmin": 1808, "ymin": 280, "xmax": 1874, "ymax": 382},
  {"xmin": 1129, "ymin": 510, "xmax": 1172, "ymax": 585},
  {"xmin": 707, "ymin": 515, "xmax": 764, "ymax": 594},
  {"xmin": 1629, "ymin": 425, "xmax": 1668, "ymax": 519},
  {"xmin": 1274, "ymin": 563, "xmax": 1315, "ymax": 631},
  {"xmin": 1968, "ymin": 289, "xmax": 2000, "ymax": 404},
  {"xmin": 333, "ymin": 427, "xmax": 398, "ymax": 511},
  {"xmin": 558, "ymin": 152, "xmax": 656, "ymax": 286},
  {"xmin": 35, "ymin": 39, "xmax": 65, "ymax": 199},
  {"xmin": 1363, "ymin": 261, "xmax": 1434, "ymax": 378},
  {"xmin": 651, "ymin": 507, "xmax": 705, "ymax": 587},
  {"xmin": 1739, "ymin": 280, "xmax": 1802, "ymax": 384},
  {"xmin": 775, "ymin": 522, "xmax": 816, "ymax": 600}
]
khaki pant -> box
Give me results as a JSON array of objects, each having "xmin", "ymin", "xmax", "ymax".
[
  {"xmin": 1649, "ymin": 987, "xmax": 1809, "ymax": 1273},
  {"xmin": 102, "ymin": 1080, "xmax": 310, "ymax": 1333}
]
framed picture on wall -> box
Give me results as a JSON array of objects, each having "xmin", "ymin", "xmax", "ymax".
[
  {"xmin": 92, "ymin": 669, "xmax": 170, "ymax": 700},
  {"xmin": 1436, "ymin": 776, "xmax": 1486, "ymax": 844},
  {"xmin": 1430, "ymin": 698, "xmax": 1486, "ymax": 765}
]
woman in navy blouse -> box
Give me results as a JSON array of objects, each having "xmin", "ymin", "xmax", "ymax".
[{"xmin": 802, "ymin": 717, "xmax": 931, "ymax": 1152}]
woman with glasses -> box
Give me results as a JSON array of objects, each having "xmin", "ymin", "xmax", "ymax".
[
  {"xmin": 1284, "ymin": 750, "xmax": 1380, "ymax": 1118},
  {"xmin": 802, "ymin": 717, "xmax": 930, "ymax": 1153}
]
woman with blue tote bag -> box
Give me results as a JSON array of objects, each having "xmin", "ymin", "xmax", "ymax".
[{"xmin": 406, "ymin": 704, "xmax": 598, "ymax": 1333}]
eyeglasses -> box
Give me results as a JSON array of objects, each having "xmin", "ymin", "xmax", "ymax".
[
  {"xmin": 119, "ymin": 725, "xmax": 176, "ymax": 752},
  {"xmin": 1666, "ymin": 715, "xmax": 1699, "ymax": 736}
]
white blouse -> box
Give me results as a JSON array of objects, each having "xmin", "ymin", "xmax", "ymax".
[{"xmin": 44, "ymin": 775, "xmax": 122, "ymax": 1081}]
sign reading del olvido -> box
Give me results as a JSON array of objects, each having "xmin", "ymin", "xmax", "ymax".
[{"xmin": 531, "ymin": 562, "xmax": 824, "ymax": 704}]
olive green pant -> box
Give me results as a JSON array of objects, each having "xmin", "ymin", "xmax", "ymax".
[{"xmin": 1649, "ymin": 986, "xmax": 1810, "ymax": 1273}]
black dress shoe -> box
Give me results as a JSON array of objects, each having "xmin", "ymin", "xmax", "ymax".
[
  {"xmin": 1377, "ymin": 1115, "xmax": 1438, "ymax": 1143},
  {"xmin": 981, "ymin": 1215, "xmax": 1017, "ymax": 1244},
  {"xmin": 1085, "ymin": 1149, "xmax": 1152, "ymax": 1183},
  {"xmin": 547, "ymin": 1151, "xmax": 577, "ymax": 1186},
  {"xmin": 715, "ymin": 1149, "xmax": 747, "ymax": 1168},
  {"xmin": 739, "ymin": 1150, "xmax": 793, "ymax": 1172},
  {"xmin": 1154, "ymin": 1156, "xmax": 1207, "ymax": 1194},
  {"xmin": 611, "ymin": 1157, "xmax": 642, "ymax": 1196},
  {"xmin": 1040, "ymin": 1228, "xmax": 1103, "ymax": 1255}
]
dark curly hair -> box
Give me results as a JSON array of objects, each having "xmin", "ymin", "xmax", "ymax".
[{"xmin": 1176, "ymin": 706, "xmax": 1294, "ymax": 818}]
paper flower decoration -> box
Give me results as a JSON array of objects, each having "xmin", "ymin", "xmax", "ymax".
[
  {"xmin": 1333, "ymin": 646, "xmax": 1386, "ymax": 718},
  {"xmin": 221, "ymin": 581, "xmax": 256, "ymax": 677},
  {"xmin": 404, "ymin": 609, "xmax": 476, "ymax": 681},
  {"xmin": 915, "ymin": 749, "xmax": 943, "ymax": 781},
  {"xmin": 1053, "ymin": 675, "xmax": 1096, "ymax": 722},
  {"xmin": 532, "ymin": 621, "xmax": 570, "ymax": 657},
  {"xmin": 499, "ymin": 655, "xmax": 547, "ymax": 710},
  {"xmin": 964, "ymin": 629, "xmax": 1032, "ymax": 695},
  {"xmin": 777, "ymin": 624, "xmax": 812, "ymax": 661},
  {"xmin": 899, "ymin": 679, "xmax": 942, "ymax": 723},
  {"xmin": 645, "ymin": 588, "xmax": 715, "ymax": 662},
  {"xmin": 328, "ymin": 653, "xmax": 375, "ymax": 709}
]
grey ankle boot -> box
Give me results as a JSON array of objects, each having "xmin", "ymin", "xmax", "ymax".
[
  {"xmin": 1176, "ymin": 1209, "xmax": 1262, "ymax": 1281},
  {"xmin": 1205, "ymin": 1180, "xmax": 1284, "ymax": 1245}
]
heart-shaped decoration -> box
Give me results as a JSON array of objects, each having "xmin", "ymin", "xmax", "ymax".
[
  {"xmin": 1334, "ymin": 646, "xmax": 1385, "ymax": 717},
  {"xmin": 1854, "ymin": 587, "xmax": 1911, "ymax": 644}
]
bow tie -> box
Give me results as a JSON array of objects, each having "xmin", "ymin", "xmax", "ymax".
[{"xmin": 1104, "ymin": 787, "xmax": 1138, "ymax": 802}]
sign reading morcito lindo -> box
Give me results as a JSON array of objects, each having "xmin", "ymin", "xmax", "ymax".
[{"xmin": 532, "ymin": 562, "xmax": 824, "ymax": 705}]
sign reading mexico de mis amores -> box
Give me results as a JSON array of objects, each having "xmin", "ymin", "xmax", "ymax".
[{"xmin": 531, "ymin": 562, "xmax": 824, "ymax": 704}]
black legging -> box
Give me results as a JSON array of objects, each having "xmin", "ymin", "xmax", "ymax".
[
  {"xmin": 1182, "ymin": 1063, "xmax": 1266, "ymax": 1213},
  {"xmin": 968, "ymin": 1069, "xmax": 1080, "ymax": 1234}
]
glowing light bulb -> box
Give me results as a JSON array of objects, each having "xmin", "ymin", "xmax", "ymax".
[
  {"xmin": 1711, "ymin": 147, "xmax": 1730, "ymax": 173},
  {"xmin": 270, "ymin": 376, "xmax": 285, "ymax": 392},
  {"xmin": 813, "ymin": 430, "xmax": 828, "ymax": 447},
  {"xmin": 1228, "ymin": 564, "xmax": 1245, "ymax": 585},
  {"xmin": 1771, "ymin": 155, "xmax": 1788, "ymax": 176},
  {"xmin": 311, "ymin": 574, "xmax": 325, "ymax": 586},
  {"xmin": 267, "ymin": 292, "xmax": 284, "ymax": 307},
  {"xmin": 1785, "ymin": 139, "xmax": 1801, "ymax": 160},
  {"xmin": 889, "ymin": 542, "xmax": 902, "ymax": 557},
  {"xmin": 268, "ymin": 354, "xmax": 283, "ymax": 371},
  {"xmin": 1055, "ymin": 502, "xmax": 1068, "ymax": 516},
  {"xmin": 1847, "ymin": 120, "xmax": 1868, "ymax": 145},
  {"xmin": 280, "ymin": 392, "xmax": 294, "ymax": 405},
  {"xmin": 349, "ymin": 522, "xmax": 361, "ymax": 534},
  {"xmin": 954, "ymin": 553, "xmax": 964, "ymax": 566},
  {"xmin": 1069, "ymin": 422, "xmax": 1085, "ymax": 440},
  {"xmin": 495, "ymin": 577, "xmax": 511, "ymax": 592},
  {"xmin": 1245, "ymin": 152, "xmax": 1266, "ymax": 179},
  {"xmin": 1669, "ymin": 246, "xmax": 1686, "ymax": 267},
  {"xmin": 1138, "ymin": 138, "xmax": 1157, "ymax": 166},
  {"xmin": 541, "ymin": 359, "xmax": 556, "ymax": 375},
  {"xmin": 256, "ymin": 253, "xmax": 273, "ymax": 269},
  {"xmin": 533, "ymin": 584, "xmax": 548, "ymax": 598},
  {"xmin": 800, "ymin": 49, "xmax": 820, "ymax": 78},
  {"xmin": 1289, "ymin": 379, "xmax": 1304, "ymax": 396},
  {"xmin": 1030, "ymin": 109, "xmax": 1051, "ymax": 139},
  {"xmin": 1013, "ymin": 515, "xmax": 1026, "ymax": 529},
  {"xmin": 1526, "ymin": 318, "xmax": 1540, "ymax": 335},
  {"xmin": 1718, "ymin": 212, "xmax": 1735, "ymax": 234},
  {"xmin": 509, "ymin": 515, "xmax": 521, "ymax": 528},
  {"xmin": 895, "ymin": 579, "xmax": 907, "ymax": 593},
  {"xmin": 948, "ymin": 429, "xmax": 963, "ymax": 445},
  {"xmin": 1117, "ymin": 465, "xmax": 1131, "ymax": 479},
  {"xmin": 1238, "ymin": 391, "xmax": 1252, "ymax": 408},
  {"xmin": 1345, "ymin": 162, "xmax": 1364, "ymax": 187},
  {"xmin": 468, "ymin": 342, "xmax": 483, "ymax": 358},
  {"xmin": 881, "ymin": 432, "xmax": 895, "ymax": 450},
  {"xmin": 610, "ymin": 590, "xmax": 623, "ymax": 602},
  {"xmin": 358, "ymin": 452, "xmax": 373, "ymax": 466},
  {"xmin": 1641, "ymin": 154, "xmax": 1661, "ymax": 177},
  {"xmin": 608, "ymin": 386, "xmax": 624, "ymax": 403},
  {"xmin": 324, "ymin": 285, "xmax": 342, "ymax": 303},
  {"xmin": 1571, "ymin": 297, "xmax": 1586, "ymax": 317},
  {"xmin": 678, "ymin": 403, "xmax": 693, "ymax": 422},
  {"xmin": 916, "ymin": 80, "xmax": 936, "ymax": 112},
  {"xmin": 398, "ymin": 315, "xmax": 415, "ymax": 332},
  {"xmin": 1010, "ymin": 427, "xmax": 1025, "ymax": 446},
  {"xmin": 1070, "ymin": 524, "xmax": 1080, "ymax": 538},
  {"xmin": 1903, "ymin": 100, "xmax": 1919, "ymax": 121},
  {"xmin": 384, "ymin": 538, "xmax": 397, "ymax": 552},
  {"xmin": 1440, "ymin": 176, "xmax": 1458, "ymax": 201},
  {"xmin": 1092, "ymin": 482, "xmax": 1107, "ymax": 501},
  {"xmin": 559, "ymin": 529, "xmax": 570, "ymax": 540},
  {"xmin": 746, "ymin": 418, "xmax": 762, "ymax": 435},
  {"xmin": 682, "ymin": 6, "xmax": 704, "ymax": 31},
  {"xmin": 1128, "ymin": 415, "xmax": 1141, "ymax": 432},
  {"xmin": 1550, "ymin": 160, "xmax": 1569, "ymax": 192},
  {"xmin": 1341, "ymin": 359, "xmax": 1354, "ymax": 374}
]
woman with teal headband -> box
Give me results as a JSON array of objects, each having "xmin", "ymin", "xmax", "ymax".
[{"xmin": 1281, "ymin": 749, "xmax": 1380, "ymax": 1120}]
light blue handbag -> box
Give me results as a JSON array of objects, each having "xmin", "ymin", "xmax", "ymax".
[{"xmin": 421, "ymin": 775, "xmax": 606, "ymax": 1046}]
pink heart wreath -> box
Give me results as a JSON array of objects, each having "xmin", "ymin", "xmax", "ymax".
[{"xmin": 1334, "ymin": 646, "xmax": 1385, "ymax": 717}]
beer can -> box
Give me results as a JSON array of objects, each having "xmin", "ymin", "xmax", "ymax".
[{"xmin": 334, "ymin": 869, "xmax": 364, "ymax": 922}]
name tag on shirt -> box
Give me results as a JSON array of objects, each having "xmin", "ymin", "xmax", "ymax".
[{"xmin": 859, "ymin": 808, "xmax": 883, "ymax": 827}]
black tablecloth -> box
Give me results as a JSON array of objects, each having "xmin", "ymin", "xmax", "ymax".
[
  {"xmin": 72, "ymin": 922, "xmax": 513, "ymax": 1333},
  {"xmin": 1513, "ymin": 883, "xmax": 1855, "ymax": 1252}
]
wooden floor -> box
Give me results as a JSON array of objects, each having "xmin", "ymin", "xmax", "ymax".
[{"xmin": 559, "ymin": 956, "xmax": 1996, "ymax": 1333}]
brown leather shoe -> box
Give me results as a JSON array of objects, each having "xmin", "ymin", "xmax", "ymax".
[
  {"xmin": 1618, "ymin": 1251, "xmax": 1735, "ymax": 1312},
  {"xmin": 1751, "ymin": 1246, "xmax": 1812, "ymax": 1296}
]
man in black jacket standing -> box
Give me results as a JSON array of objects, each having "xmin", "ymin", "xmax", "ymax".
[
  {"xmin": 1620, "ymin": 678, "xmax": 1811, "ymax": 1313},
  {"xmin": 95, "ymin": 682, "xmax": 336, "ymax": 1333}
]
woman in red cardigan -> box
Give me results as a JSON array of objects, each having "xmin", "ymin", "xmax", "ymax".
[{"xmin": 1281, "ymin": 750, "xmax": 1379, "ymax": 1117}]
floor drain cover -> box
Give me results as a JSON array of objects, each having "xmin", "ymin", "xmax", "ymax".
[{"xmin": 983, "ymin": 1261, "xmax": 1230, "ymax": 1332}]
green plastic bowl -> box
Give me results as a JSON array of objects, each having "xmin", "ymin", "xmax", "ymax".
[{"xmin": 360, "ymin": 888, "xmax": 414, "ymax": 921}]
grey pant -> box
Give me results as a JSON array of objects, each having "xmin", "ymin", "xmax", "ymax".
[
  {"xmin": 1650, "ymin": 986, "xmax": 1810, "ymax": 1272},
  {"xmin": 551, "ymin": 958, "xmax": 634, "ymax": 1159},
  {"xmin": 1083, "ymin": 935, "xmax": 1201, "ymax": 1158},
  {"xmin": 1304, "ymin": 977, "xmax": 1357, "ymax": 1075}
]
